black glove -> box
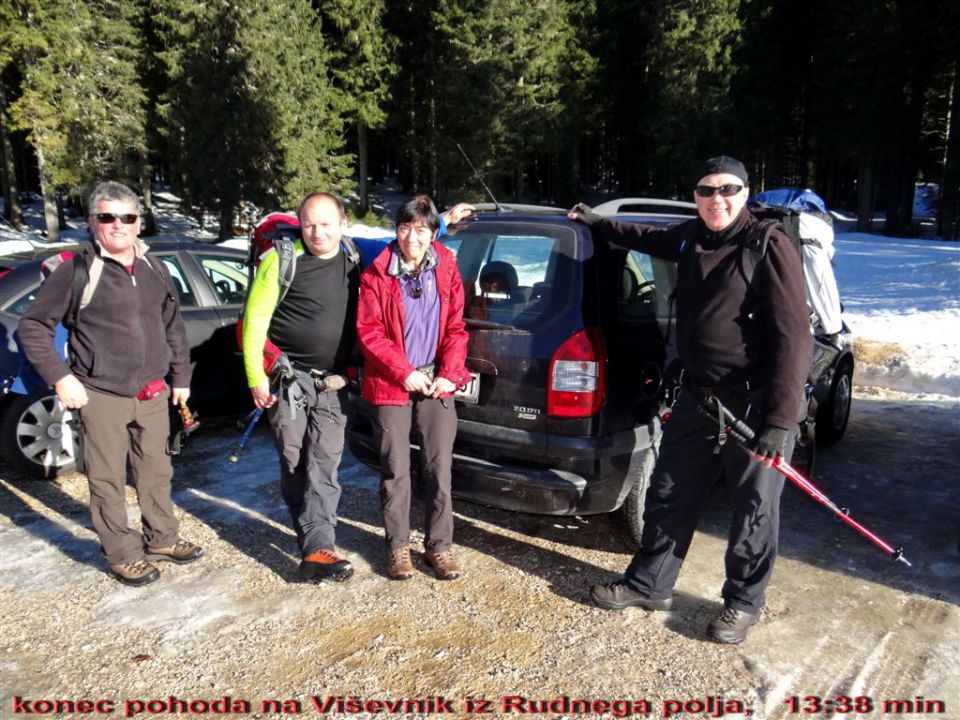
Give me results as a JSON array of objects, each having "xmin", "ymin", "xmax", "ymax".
[
  {"xmin": 752, "ymin": 425, "xmax": 789, "ymax": 464},
  {"xmin": 568, "ymin": 202, "xmax": 603, "ymax": 227}
]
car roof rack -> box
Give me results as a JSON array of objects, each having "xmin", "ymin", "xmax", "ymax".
[{"xmin": 593, "ymin": 197, "xmax": 697, "ymax": 218}]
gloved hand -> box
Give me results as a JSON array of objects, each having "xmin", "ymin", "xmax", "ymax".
[
  {"xmin": 752, "ymin": 425, "xmax": 790, "ymax": 467},
  {"xmin": 566, "ymin": 202, "xmax": 603, "ymax": 227}
]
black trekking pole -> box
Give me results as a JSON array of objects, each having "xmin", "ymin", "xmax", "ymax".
[{"xmin": 698, "ymin": 395, "xmax": 911, "ymax": 567}]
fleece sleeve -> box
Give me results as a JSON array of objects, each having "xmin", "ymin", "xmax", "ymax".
[
  {"xmin": 758, "ymin": 233, "xmax": 815, "ymax": 428},
  {"xmin": 16, "ymin": 260, "xmax": 76, "ymax": 387}
]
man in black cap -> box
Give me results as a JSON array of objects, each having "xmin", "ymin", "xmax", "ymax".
[{"xmin": 568, "ymin": 155, "xmax": 812, "ymax": 643}]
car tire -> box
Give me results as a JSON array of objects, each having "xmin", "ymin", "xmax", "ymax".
[
  {"xmin": 614, "ymin": 443, "xmax": 658, "ymax": 552},
  {"xmin": 0, "ymin": 393, "xmax": 81, "ymax": 479},
  {"xmin": 816, "ymin": 360, "xmax": 853, "ymax": 445}
]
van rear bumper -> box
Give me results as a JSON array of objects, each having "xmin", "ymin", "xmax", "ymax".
[{"xmin": 346, "ymin": 419, "xmax": 660, "ymax": 516}]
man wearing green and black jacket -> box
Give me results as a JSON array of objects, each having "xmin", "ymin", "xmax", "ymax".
[{"xmin": 243, "ymin": 192, "xmax": 360, "ymax": 583}]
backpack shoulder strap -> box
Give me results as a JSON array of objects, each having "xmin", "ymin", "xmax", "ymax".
[
  {"xmin": 740, "ymin": 219, "xmax": 778, "ymax": 291},
  {"xmin": 64, "ymin": 256, "xmax": 92, "ymax": 330},
  {"xmin": 274, "ymin": 237, "xmax": 297, "ymax": 304},
  {"xmin": 340, "ymin": 235, "xmax": 361, "ymax": 265}
]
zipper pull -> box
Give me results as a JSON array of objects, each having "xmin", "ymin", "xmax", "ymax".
[{"xmin": 131, "ymin": 275, "xmax": 137, "ymax": 287}]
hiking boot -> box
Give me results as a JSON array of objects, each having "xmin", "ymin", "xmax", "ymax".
[
  {"xmin": 424, "ymin": 550, "xmax": 461, "ymax": 580},
  {"xmin": 590, "ymin": 580, "xmax": 673, "ymax": 611},
  {"xmin": 109, "ymin": 559, "xmax": 160, "ymax": 587},
  {"xmin": 386, "ymin": 546, "xmax": 414, "ymax": 581},
  {"xmin": 145, "ymin": 540, "xmax": 205, "ymax": 564},
  {"xmin": 706, "ymin": 605, "xmax": 760, "ymax": 644},
  {"xmin": 299, "ymin": 549, "xmax": 353, "ymax": 583}
]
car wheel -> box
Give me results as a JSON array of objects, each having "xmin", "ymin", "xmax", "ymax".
[
  {"xmin": 0, "ymin": 393, "xmax": 81, "ymax": 478},
  {"xmin": 816, "ymin": 361, "xmax": 853, "ymax": 445},
  {"xmin": 614, "ymin": 443, "xmax": 658, "ymax": 552}
]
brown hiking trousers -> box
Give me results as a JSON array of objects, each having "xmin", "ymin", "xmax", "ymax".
[{"xmin": 80, "ymin": 386, "xmax": 179, "ymax": 565}]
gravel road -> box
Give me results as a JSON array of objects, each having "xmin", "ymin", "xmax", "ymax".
[{"xmin": 1, "ymin": 392, "xmax": 957, "ymax": 720}]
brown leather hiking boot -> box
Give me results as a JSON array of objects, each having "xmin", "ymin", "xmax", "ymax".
[
  {"xmin": 386, "ymin": 546, "xmax": 414, "ymax": 580},
  {"xmin": 424, "ymin": 550, "xmax": 461, "ymax": 580},
  {"xmin": 109, "ymin": 559, "xmax": 160, "ymax": 587},
  {"xmin": 299, "ymin": 549, "xmax": 353, "ymax": 583},
  {"xmin": 145, "ymin": 539, "xmax": 204, "ymax": 564}
]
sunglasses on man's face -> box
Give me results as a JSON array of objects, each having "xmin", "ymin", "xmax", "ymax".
[
  {"xmin": 694, "ymin": 184, "xmax": 743, "ymax": 198},
  {"xmin": 94, "ymin": 212, "xmax": 139, "ymax": 224}
]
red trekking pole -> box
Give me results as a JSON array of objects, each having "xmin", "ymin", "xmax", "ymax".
[{"xmin": 699, "ymin": 395, "xmax": 911, "ymax": 567}]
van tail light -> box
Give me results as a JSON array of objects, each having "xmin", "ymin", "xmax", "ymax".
[{"xmin": 547, "ymin": 327, "xmax": 605, "ymax": 417}]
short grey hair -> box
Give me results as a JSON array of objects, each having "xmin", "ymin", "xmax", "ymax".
[{"xmin": 88, "ymin": 181, "xmax": 141, "ymax": 216}]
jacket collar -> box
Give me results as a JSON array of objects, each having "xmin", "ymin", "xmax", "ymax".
[
  {"xmin": 387, "ymin": 243, "xmax": 438, "ymax": 278},
  {"xmin": 92, "ymin": 237, "xmax": 149, "ymax": 263}
]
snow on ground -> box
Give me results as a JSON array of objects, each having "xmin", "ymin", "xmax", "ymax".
[{"xmin": 834, "ymin": 233, "xmax": 959, "ymax": 400}]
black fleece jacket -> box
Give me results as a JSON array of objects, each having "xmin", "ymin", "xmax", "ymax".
[
  {"xmin": 18, "ymin": 243, "xmax": 191, "ymax": 398},
  {"xmin": 592, "ymin": 208, "xmax": 812, "ymax": 429}
]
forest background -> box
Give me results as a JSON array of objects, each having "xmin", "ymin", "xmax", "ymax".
[{"xmin": 1, "ymin": 0, "xmax": 958, "ymax": 241}]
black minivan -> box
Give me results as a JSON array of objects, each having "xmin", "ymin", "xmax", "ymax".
[
  {"xmin": 346, "ymin": 208, "xmax": 854, "ymax": 547},
  {"xmin": 347, "ymin": 210, "xmax": 681, "ymax": 546}
]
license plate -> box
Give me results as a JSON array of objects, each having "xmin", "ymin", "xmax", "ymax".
[{"xmin": 455, "ymin": 371, "xmax": 480, "ymax": 404}]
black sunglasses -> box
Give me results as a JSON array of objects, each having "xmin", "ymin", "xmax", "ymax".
[
  {"xmin": 695, "ymin": 184, "xmax": 743, "ymax": 198},
  {"xmin": 94, "ymin": 212, "xmax": 139, "ymax": 224},
  {"xmin": 405, "ymin": 272, "xmax": 423, "ymax": 299}
]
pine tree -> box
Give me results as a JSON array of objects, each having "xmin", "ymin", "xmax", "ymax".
[
  {"xmin": 6, "ymin": 0, "xmax": 147, "ymax": 240},
  {"xmin": 155, "ymin": 0, "xmax": 352, "ymax": 237},
  {"xmin": 385, "ymin": 0, "xmax": 590, "ymax": 203},
  {"xmin": 315, "ymin": 0, "xmax": 398, "ymax": 213},
  {"xmin": 642, "ymin": 0, "xmax": 744, "ymax": 195}
]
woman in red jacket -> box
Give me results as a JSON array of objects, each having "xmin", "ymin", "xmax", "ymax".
[{"xmin": 357, "ymin": 195, "xmax": 471, "ymax": 581}]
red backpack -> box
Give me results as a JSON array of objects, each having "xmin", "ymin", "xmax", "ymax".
[{"xmin": 236, "ymin": 212, "xmax": 301, "ymax": 375}]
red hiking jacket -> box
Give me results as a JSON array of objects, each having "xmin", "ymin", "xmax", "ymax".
[{"xmin": 358, "ymin": 241, "xmax": 470, "ymax": 406}]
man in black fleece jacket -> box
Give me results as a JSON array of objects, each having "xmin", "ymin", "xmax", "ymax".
[
  {"xmin": 18, "ymin": 181, "xmax": 203, "ymax": 587},
  {"xmin": 570, "ymin": 156, "xmax": 812, "ymax": 644}
]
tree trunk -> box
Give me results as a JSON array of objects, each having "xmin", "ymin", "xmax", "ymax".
[
  {"xmin": 139, "ymin": 158, "xmax": 157, "ymax": 236},
  {"xmin": 55, "ymin": 192, "xmax": 66, "ymax": 231},
  {"xmin": 856, "ymin": 161, "xmax": 873, "ymax": 233},
  {"xmin": 0, "ymin": 110, "xmax": 24, "ymax": 228},
  {"xmin": 218, "ymin": 204, "xmax": 233, "ymax": 241},
  {"xmin": 34, "ymin": 142, "xmax": 60, "ymax": 242},
  {"xmin": 939, "ymin": 60, "xmax": 960, "ymax": 240},
  {"xmin": 428, "ymin": 81, "xmax": 437, "ymax": 199},
  {"xmin": 357, "ymin": 121, "xmax": 369, "ymax": 215}
]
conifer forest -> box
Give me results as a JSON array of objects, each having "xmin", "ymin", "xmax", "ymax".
[{"xmin": 1, "ymin": 0, "xmax": 958, "ymax": 240}]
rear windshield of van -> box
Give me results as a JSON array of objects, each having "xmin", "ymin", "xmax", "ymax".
[{"xmin": 441, "ymin": 222, "xmax": 579, "ymax": 328}]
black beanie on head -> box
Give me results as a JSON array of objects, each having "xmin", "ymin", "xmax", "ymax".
[{"xmin": 696, "ymin": 156, "xmax": 748, "ymax": 186}]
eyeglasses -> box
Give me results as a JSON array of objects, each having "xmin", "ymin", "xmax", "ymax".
[
  {"xmin": 694, "ymin": 184, "xmax": 743, "ymax": 198},
  {"xmin": 94, "ymin": 212, "xmax": 139, "ymax": 224},
  {"xmin": 405, "ymin": 271, "xmax": 423, "ymax": 299}
]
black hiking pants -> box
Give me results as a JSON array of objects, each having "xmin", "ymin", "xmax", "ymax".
[{"xmin": 624, "ymin": 388, "xmax": 795, "ymax": 613}]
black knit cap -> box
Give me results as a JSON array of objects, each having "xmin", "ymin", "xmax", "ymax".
[{"xmin": 696, "ymin": 155, "xmax": 748, "ymax": 186}]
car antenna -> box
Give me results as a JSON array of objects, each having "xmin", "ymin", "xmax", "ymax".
[{"xmin": 457, "ymin": 143, "xmax": 504, "ymax": 212}]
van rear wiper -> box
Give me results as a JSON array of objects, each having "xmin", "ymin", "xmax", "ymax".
[{"xmin": 464, "ymin": 318, "xmax": 518, "ymax": 330}]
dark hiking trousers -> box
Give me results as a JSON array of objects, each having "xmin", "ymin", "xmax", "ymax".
[
  {"xmin": 373, "ymin": 397, "xmax": 457, "ymax": 552},
  {"xmin": 624, "ymin": 388, "xmax": 795, "ymax": 612},
  {"xmin": 268, "ymin": 379, "xmax": 346, "ymax": 554},
  {"xmin": 80, "ymin": 386, "xmax": 179, "ymax": 565}
]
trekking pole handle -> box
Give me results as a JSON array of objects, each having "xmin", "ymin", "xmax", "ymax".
[{"xmin": 698, "ymin": 395, "xmax": 756, "ymax": 444}]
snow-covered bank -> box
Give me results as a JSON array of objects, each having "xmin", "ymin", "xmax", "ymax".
[{"xmin": 833, "ymin": 233, "xmax": 959, "ymax": 401}]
